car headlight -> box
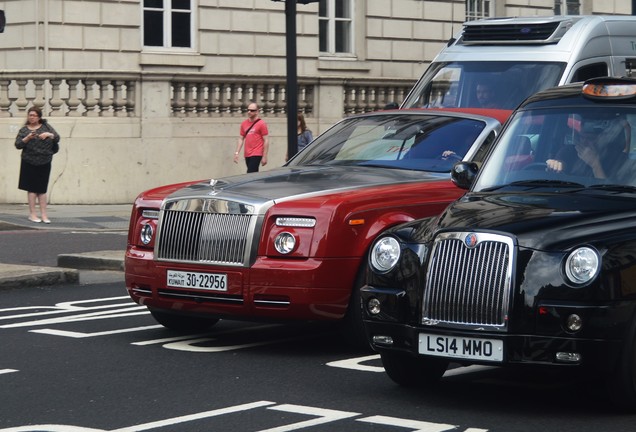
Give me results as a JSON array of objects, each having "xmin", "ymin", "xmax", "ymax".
[
  {"xmin": 564, "ymin": 246, "xmax": 600, "ymax": 285},
  {"xmin": 370, "ymin": 236, "xmax": 401, "ymax": 273},
  {"xmin": 140, "ymin": 223, "xmax": 154, "ymax": 245},
  {"xmin": 274, "ymin": 232, "xmax": 297, "ymax": 254}
]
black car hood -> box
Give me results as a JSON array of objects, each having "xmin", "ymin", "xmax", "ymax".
[
  {"xmin": 436, "ymin": 191, "xmax": 636, "ymax": 250},
  {"xmin": 167, "ymin": 165, "xmax": 448, "ymax": 204}
]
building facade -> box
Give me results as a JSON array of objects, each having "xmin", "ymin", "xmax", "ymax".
[{"xmin": 0, "ymin": 0, "xmax": 632, "ymax": 204}]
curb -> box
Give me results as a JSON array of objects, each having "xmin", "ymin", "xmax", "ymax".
[
  {"xmin": 0, "ymin": 264, "xmax": 79, "ymax": 290},
  {"xmin": 57, "ymin": 250, "xmax": 125, "ymax": 271}
]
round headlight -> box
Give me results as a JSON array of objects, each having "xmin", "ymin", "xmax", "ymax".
[
  {"xmin": 370, "ymin": 236, "xmax": 401, "ymax": 273},
  {"xmin": 565, "ymin": 246, "xmax": 600, "ymax": 284},
  {"xmin": 140, "ymin": 223, "xmax": 153, "ymax": 245},
  {"xmin": 274, "ymin": 232, "xmax": 297, "ymax": 254}
]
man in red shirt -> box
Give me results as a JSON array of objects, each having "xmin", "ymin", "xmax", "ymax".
[{"xmin": 234, "ymin": 102, "xmax": 270, "ymax": 173}]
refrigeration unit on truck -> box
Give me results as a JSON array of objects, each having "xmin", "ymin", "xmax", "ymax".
[{"xmin": 402, "ymin": 15, "xmax": 636, "ymax": 111}]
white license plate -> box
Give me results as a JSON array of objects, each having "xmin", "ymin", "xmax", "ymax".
[
  {"xmin": 419, "ymin": 333, "xmax": 503, "ymax": 362},
  {"xmin": 166, "ymin": 270, "xmax": 227, "ymax": 291}
]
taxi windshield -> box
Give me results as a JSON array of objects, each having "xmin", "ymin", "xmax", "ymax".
[
  {"xmin": 287, "ymin": 113, "xmax": 491, "ymax": 173},
  {"xmin": 402, "ymin": 61, "xmax": 565, "ymax": 110},
  {"xmin": 474, "ymin": 106, "xmax": 636, "ymax": 192}
]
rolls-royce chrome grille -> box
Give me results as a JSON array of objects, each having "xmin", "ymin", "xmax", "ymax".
[
  {"xmin": 422, "ymin": 232, "xmax": 513, "ymax": 330},
  {"xmin": 155, "ymin": 198, "xmax": 258, "ymax": 266}
]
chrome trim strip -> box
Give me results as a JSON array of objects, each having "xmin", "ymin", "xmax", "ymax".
[
  {"xmin": 157, "ymin": 289, "xmax": 244, "ymax": 304},
  {"xmin": 253, "ymin": 300, "xmax": 291, "ymax": 306},
  {"xmin": 131, "ymin": 287, "xmax": 152, "ymax": 295}
]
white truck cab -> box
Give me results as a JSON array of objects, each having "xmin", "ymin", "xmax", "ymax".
[{"xmin": 402, "ymin": 15, "xmax": 636, "ymax": 110}]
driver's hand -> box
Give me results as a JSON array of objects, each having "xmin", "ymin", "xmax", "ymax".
[
  {"xmin": 546, "ymin": 159, "xmax": 563, "ymax": 172},
  {"xmin": 441, "ymin": 150, "xmax": 457, "ymax": 160}
]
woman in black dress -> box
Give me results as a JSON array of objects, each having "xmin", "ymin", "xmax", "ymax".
[{"xmin": 14, "ymin": 106, "xmax": 60, "ymax": 223}]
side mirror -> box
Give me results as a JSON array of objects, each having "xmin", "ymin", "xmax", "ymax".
[{"xmin": 451, "ymin": 161, "xmax": 479, "ymax": 190}]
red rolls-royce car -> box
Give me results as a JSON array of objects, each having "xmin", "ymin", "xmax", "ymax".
[{"xmin": 125, "ymin": 108, "xmax": 510, "ymax": 345}]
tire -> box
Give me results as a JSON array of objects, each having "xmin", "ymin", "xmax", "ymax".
[
  {"xmin": 342, "ymin": 264, "xmax": 373, "ymax": 352},
  {"xmin": 606, "ymin": 319, "xmax": 636, "ymax": 412},
  {"xmin": 149, "ymin": 308, "xmax": 220, "ymax": 332},
  {"xmin": 381, "ymin": 350, "xmax": 449, "ymax": 387}
]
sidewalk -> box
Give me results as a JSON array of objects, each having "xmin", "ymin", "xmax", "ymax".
[{"xmin": 0, "ymin": 203, "xmax": 131, "ymax": 289}]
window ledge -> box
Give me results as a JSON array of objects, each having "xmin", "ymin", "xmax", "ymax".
[
  {"xmin": 140, "ymin": 52, "xmax": 206, "ymax": 68},
  {"xmin": 317, "ymin": 58, "xmax": 371, "ymax": 73}
]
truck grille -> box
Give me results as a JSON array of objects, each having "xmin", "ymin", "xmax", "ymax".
[
  {"xmin": 156, "ymin": 199, "xmax": 257, "ymax": 266},
  {"xmin": 422, "ymin": 232, "xmax": 513, "ymax": 330}
]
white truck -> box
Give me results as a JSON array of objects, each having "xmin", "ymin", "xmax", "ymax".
[{"xmin": 402, "ymin": 15, "xmax": 636, "ymax": 110}]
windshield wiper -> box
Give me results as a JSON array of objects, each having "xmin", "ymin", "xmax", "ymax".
[
  {"xmin": 482, "ymin": 180, "xmax": 585, "ymax": 192},
  {"xmin": 587, "ymin": 184, "xmax": 636, "ymax": 193}
]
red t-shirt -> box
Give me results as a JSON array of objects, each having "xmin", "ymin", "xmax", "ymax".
[{"xmin": 240, "ymin": 119, "xmax": 269, "ymax": 157}]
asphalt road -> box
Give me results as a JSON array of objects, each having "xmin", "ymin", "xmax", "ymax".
[
  {"xmin": 2, "ymin": 225, "xmax": 636, "ymax": 430},
  {"xmin": 2, "ymin": 280, "xmax": 636, "ymax": 431},
  {"xmin": 0, "ymin": 223, "xmax": 126, "ymax": 268}
]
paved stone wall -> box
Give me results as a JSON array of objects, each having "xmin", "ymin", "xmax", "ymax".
[{"xmin": 0, "ymin": 0, "xmax": 631, "ymax": 203}]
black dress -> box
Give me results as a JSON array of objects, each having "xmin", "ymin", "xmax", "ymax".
[
  {"xmin": 18, "ymin": 159, "xmax": 52, "ymax": 194},
  {"xmin": 15, "ymin": 121, "xmax": 60, "ymax": 194}
]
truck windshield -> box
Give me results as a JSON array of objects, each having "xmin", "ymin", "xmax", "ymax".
[{"xmin": 402, "ymin": 61, "xmax": 566, "ymax": 110}]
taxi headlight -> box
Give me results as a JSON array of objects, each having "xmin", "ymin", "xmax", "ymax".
[
  {"xmin": 370, "ymin": 236, "xmax": 401, "ymax": 273},
  {"xmin": 274, "ymin": 232, "xmax": 297, "ymax": 254},
  {"xmin": 565, "ymin": 246, "xmax": 600, "ymax": 284},
  {"xmin": 140, "ymin": 223, "xmax": 153, "ymax": 245}
]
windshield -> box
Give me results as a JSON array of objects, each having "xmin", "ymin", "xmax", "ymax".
[
  {"xmin": 402, "ymin": 61, "xmax": 565, "ymax": 110},
  {"xmin": 287, "ymin": 113, "xmax": 492, "ymax": 173},
  {"xmin": 473, "ymin": 106, "xmax": 636, "ymax": 192}
]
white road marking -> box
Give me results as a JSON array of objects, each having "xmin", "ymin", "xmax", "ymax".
[
  {"xmin": 162, "ymin": 335, "xmax": 308, "ymax": 352},
  {"xmin": 31, "ymin": 325, "xmax": 162, "ymax": 338},
  {"xmin": 260, "ymin": 404, "xmax": 359, "ymax": 432},
  {"xmin": 0, "ymin": 307, "xmax": 147, "ymax": 329},
  {"xmin": 0, "ymin": 402, "xmax": 488, "ymax": 431},
  {"xmin": 112, "ymin": 401, "xmax": 277, "ymax": 432},
  {"xmin": 326, "ymin": 354, "xmax": 383, "ymax": 372},
  {"xmin": 358, "ymin": 415, "xmax": 457, "ymax": 431}
]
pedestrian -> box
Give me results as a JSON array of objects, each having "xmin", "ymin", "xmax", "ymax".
[
  {"xmin": 14, "ymin": 106, "xmax": 60, "ymax": 224},
  {"xmin": 296, "ymin": 112, "xmax": 313, "ymax": 153},
  {"xmin": 234, "ymin": 102, "xmax": 269, "ymax": 173},
  {"xmin": 286, "ymin": 112, "xmax": 314, "ymax": 161}
]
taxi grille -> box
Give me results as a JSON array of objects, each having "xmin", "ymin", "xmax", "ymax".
[
  {"xmin": 156, "ymin": 210, "xmax": 254, "ymax": 265},
  {"xmin": 422, "ymin": 232, "xmax": 513, "ymax": 329}
]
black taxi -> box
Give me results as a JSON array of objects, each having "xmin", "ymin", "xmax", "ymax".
[{"xmin": 361, "ymin": 77, "xmax": 636, "ymax": 410}]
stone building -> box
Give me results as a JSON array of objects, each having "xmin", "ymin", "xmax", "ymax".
[{"xmin": 0, "ymin": 0, "xmax": 632, "ymax": 203}]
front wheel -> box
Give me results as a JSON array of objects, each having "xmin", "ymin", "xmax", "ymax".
[
  {"xmin": 149, "ymin": 308, "xmax": 220, "ymax": 332},
  {"xmin": 341, "ymin": 264, "xmax": 373, "ymax": 352},
  {"xmin": 380, "ymin": 351, "xmax": 448, "ymax": 387}
]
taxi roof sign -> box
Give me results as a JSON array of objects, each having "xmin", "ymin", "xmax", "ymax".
[{"xmin": 582, "ymin": 77, "xmax": 636, "ymax": 100}]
